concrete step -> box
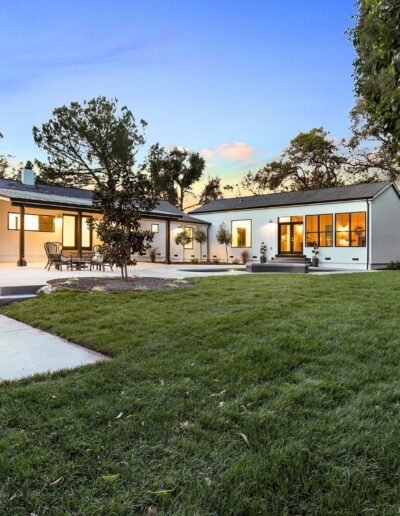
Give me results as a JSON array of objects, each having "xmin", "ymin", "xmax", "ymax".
[
  {"xmin": 273, "ymin": 256, "xmax": 311, "ymax": 263},
  {"xmin": 0, "ymin": 285, "xmax": 45, "ymax": 296},
  {"xmin": 0, "ymin": 294, "xmax": 37, "ymax": 305},
  {"xmin": 247, "ymin": 263, "xmax": 309, "ymax": 273}
]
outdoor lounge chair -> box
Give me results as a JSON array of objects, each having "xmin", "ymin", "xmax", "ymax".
[
  {"xmin": 44, "ymin": 242, "xmax": 71, "ymax": 271},
  {"xmin": 89, "ymin": 245, "xmax": 113, "ymax": 272}
]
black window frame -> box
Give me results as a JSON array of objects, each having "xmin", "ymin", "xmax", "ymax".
[
  {"xmin": 8, "ymin": 212, "xmax": 55, "ymax": 233},
  {"xmin": 335, "ymin": 211, "xmax": 366, "ymax": 248},
  {"xmin": 231, "ymin": 219, "xmax": 252, "ymax": 248},
  {"xmin": 305, "ymin": 214, "xmax": 333, "ymax": 248}
]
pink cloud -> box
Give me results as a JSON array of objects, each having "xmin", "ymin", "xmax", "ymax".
[{"xmin": 201, "ymin": 141, "xmax": 255, "ymax": 162}]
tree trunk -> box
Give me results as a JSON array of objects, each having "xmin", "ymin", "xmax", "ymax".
[
  {"xmin": 200, "ymin": 243, "xmax": 202, "ymax": 262},
  {"xmin": 226, "ymin": 245, "xmax": 229, "ymax": 264},
  {"xmin": 183, "ymin": 247, "xmax": 185, "ymax": 262}
]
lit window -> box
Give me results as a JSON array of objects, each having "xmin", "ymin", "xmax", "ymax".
[
  {"xmin": 184, "ymin": 227, "xmax": 193, "ymax": 249},
  {"xmin": 8, "ymin": 213, "xmax": 54, "ymax": 232},
  {"xmin": 151, "ymin": 223, "xmax": 159, "ymax": 233},
  {"xmin": 231, "ymin": 220, "xmax": 251, "ymax": 248},
  {"xmin": 305, "ymin": 214, "xmax": 333, "ymax": 247},
  {"xmin": 335, "ymin": 212, "xmax": 366, "ymax": 247}
]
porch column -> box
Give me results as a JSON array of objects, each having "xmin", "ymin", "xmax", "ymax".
[
  {"xmin": 165, "ymin": 220, "xmax": 171, "ymax": 264},
  {"xmin": 77, "ymin": 210, "xmax": 82, "ymax": 258},
  {"xmin": 17, "ymin": 204, "xmax": 27, "ymax": 266}
]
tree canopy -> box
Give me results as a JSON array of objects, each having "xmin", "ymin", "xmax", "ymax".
[
  {"xmin": 349, "ymin": 0, "xmax": 400, "ymax": 162},
  {"xmin": 242, "ymin": 127, "xmax": 399, "ymax": 194}
]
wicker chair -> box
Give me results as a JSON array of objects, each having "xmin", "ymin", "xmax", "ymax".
[
  {"xmin": 90, "ymin": 245, "xmax": 113, "ymax": 272},
  {"xmin": 44, "ymin": 242, "xmax": 71, "ymax": 271}
]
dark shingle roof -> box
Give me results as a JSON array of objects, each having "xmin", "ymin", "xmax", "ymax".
[
  {"xmin": 190, "ymin": 181, "xmax": 395, "ymax": 214},
  {"xmin": 0, "ymin": 178, "xmax": 209, "ymax": 223}
]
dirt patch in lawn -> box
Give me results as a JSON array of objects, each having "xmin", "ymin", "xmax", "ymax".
[{"xmin": 48, "ymin": 276, "xmax": 194, "ymax": 292}]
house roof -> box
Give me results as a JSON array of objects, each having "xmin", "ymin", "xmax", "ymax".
[
  {"xmin": 0, "ymin": 178, "xmax": 209, "ymax": 224},
  {"xmin": 190, "ymin": 181, "xmax": 395, "ymax": 214}
]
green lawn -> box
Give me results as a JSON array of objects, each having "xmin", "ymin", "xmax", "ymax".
[{"xmin": 1, "ymin": 272, "xmax": 400, "ymax": 514}]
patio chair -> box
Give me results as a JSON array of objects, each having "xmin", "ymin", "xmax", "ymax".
[
  {"xmin": 89, "ymin": 245, "xmax": 113, "ymax": 272},
  {"xmin": 44, "ymin": 242, "xmax": 71, "ymax": 271}
]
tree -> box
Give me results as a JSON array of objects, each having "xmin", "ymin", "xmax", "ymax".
[
  {"xmin": 349, "ymin": 0, "xmax": 400, "ymax": 162},
  {"xmin": 193, "ymin": 227, "xmax": 207, "ymax": 262},
  {"xmin": 241, "ymin": 127, "xmax": 399, "ymax": 194},
  {"xmin": 33, "ymin": 97, "xmax": 156, "ymax": 279},
  {"xmin": 146, "ymin": 146, "xmax": 206, "ymax": 210},
  {"xmin": 174, "ymin": 228, "xmax": 192, "ymax": 262},
  {"xmin": 0, "ymin": 133, "xmax": 7, "ymax": 179},
  {"xmin": 216, "ymin": 223, "xmax": 231, "ymax": 264}
]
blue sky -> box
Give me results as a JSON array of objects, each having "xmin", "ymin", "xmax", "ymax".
[{"xmin": 0, "ymin": 0, "xmax": 355, "ymax": 186}]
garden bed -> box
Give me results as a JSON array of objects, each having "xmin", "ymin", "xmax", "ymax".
[{"xmin": 48, "ymin": 276, "xmax": 194, "ymax": 292}]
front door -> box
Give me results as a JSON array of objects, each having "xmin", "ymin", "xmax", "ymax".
[
  {"xmin": 278, "ymin": 219, "xmax": 304, "ymax": 254},
  {"xmin": 62, "ymin": 214, "xmax": 93, "ymax": 251}
]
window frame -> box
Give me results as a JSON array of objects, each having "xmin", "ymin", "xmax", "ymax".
[
  {"xmin": 231, "ymin": 219, "xmax": 252, "ymax": 248},
  {"xmin": 8, "ymin": 212, "xmax": 55, "ymax": 233},
  {"xmin": 184, "ymin": 226, "xmax": 193, "ymax": 249},
  {"xmin": 305, "ymin": 214, "xmax": 333, "ymax": 248},
  {"xmin": 151, "ymin": 223, "xmax": 159, "ymax": 234},
  {"xmin": 335, "ymin": 211, "xmax": 366, "ymax": 248}
]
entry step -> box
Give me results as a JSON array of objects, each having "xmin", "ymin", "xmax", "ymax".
[{"xmin": 0, "ymin": 294, "xmax": 36, "ymax": 305}]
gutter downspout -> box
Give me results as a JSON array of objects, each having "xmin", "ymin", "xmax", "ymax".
[
  {"xmin": 367, "ymin": 199, "xmax": 371, "ymax": 270},
  {"xmin": 17, "ymin": 203, "xmax": 27, "ymax": 267}
]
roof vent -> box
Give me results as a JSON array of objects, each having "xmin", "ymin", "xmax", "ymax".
[{"xmin": 21, "ymin": 161, "xmax": 35, "ymax": 186}]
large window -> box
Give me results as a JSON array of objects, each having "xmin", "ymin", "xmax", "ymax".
[
  {"xmin": 8, "ymin": 212, "xmax": 55, "ymax": 232},
  {"xmin": 305, "ymin": 214, "xmax": 333, "ymax": 247},
  {"xmin": 184, "ymin": 226, "xmax": 193, "ymax": 249},
  {"xmin": 335, "ymin": 212, "xmax": 366, "ymax": 247},
  {"xmin": 231, "ymin": 220, "xmax": 251, "ymax": 248},
  {"xmin": 62, "ymin": 214, "xmax": 92, "ymax": 249}
]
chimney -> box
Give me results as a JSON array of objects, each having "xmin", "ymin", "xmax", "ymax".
[{"xmin": 21, "ymin": 161, "xmax": 35, "ymax": 186}]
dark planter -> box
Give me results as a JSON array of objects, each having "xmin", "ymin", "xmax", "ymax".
[
  {"xmin": 312, "ymin": 257, "xmax": 319, "ymax": 267},
  {"xmin": 260, "ymin": 256, "xmax": 267, "ymax": 263}
]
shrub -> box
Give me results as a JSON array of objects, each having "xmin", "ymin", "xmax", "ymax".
[
  {"xmin": 212, "ymin": 257, "xmax": 220, "ymax": 264},
  {"xmin": 388, "ymin": 261, "xmax": 400, "ymax": 270},
  {"xmin": 232, "ymin": 258, "xmax": 240, "ymax": 264},
  {"xmin": 191, "ymin": 258, "xmax": 199, "ymax": 264},
  {"xmin": 241, "ymin": 250, "xmax": 250, "ymax": 264}
]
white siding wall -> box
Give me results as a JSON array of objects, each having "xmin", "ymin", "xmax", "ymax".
[
  {"xmin": 370, "ymin": 186, "xmax": 400, "ymax": 267},
  {"xmin": 133, "ymin": 219, "xmax": 167, "ymax": 262},
  {"xmin": 193, "ymin": 200, "xmax": 369, "ymax": 269}
]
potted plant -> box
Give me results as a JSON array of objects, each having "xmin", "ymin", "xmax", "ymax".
[
  {"xmin": 260, "ymin": 242, "xmax": 267, "ymax": 263},
  {"xmin": 312, "ymin": 243, "xmax": 319, "ymax": 267}
]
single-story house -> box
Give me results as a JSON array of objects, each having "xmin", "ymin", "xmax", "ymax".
[
  {"xmin": 190, "ymin": 181, "xmax": 400, "ymax": 270},
  {"xmin": 0, "ymin": 169, "xmax": 209, "ymax": 265}
]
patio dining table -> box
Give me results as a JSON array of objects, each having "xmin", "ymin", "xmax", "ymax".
[{"xmin": 70, "ymin": 256, "xmax": 90, "ymax": 271}]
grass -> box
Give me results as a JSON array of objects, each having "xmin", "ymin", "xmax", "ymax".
[{"xmin": 1, "ymin": 272, "xmax": 400, "ymax": 514}]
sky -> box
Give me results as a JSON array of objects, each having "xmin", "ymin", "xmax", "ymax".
[{"xmin": 0, "ymin": 0, "xmax": 356, "ymax": 189}]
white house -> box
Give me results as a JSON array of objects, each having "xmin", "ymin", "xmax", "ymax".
[
  {"xmin": 0, "ymin": 171, "xmax": 209, "ymax": 266},
  {"xmin": 190, "ymin": 181, "xmax": 400, "ymax": 270}
]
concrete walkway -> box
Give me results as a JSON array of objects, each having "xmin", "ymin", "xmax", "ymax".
[{"xmin": 0, "ymin": 314, "xmax": 107, "ymax": 381}]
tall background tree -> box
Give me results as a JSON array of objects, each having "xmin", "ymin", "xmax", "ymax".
[
  {"xmin": 349, "ymin": 0, "xmax": 400, "ymax": 164},
  {"xmin": 33, "ymin": 97, "xmax": 155, "ymax": 279}
]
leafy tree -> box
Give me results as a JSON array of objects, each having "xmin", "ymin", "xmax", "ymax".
[
  {"xmin": 193, "ymin": 227, "xmax": 207, "ymax": 262},
  {"xmin": 0, "ymin": 132, "xmax": 7, "ymax": 179},
  {"xmin": 187, "ymin": 176, "xmax": 224, "ymax": 209},
  {"xmin": 34, "ymin": 97, "xmax": 156, "ymax": 279},
  {"xmin": 146, "ymin": 146, "xmax": 206, "ymax": 209},
  {"xmin": 349, "ymin": 0, "xmax": 400, "ymax": 162},
  {"xmin": 242, "ymin": 127, "xmax": 399, "ymax": 194},
  {"xmin": 216, "ymin": 223, "xmax": 231, "ymax": 264},
  {"xmin": 174, "ymin": 228, "xmax": 192, "ymax": 262},
  {"xmin": 33, "ymin": 96, "xmax": 148, "ymax": 188}
]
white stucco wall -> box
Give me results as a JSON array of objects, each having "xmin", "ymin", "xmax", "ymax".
[
  {"xmin": 170, "ymin": 221, "xmax": 208, "ymax": 262},
  {"xmin": 370, "ymin": 186, "xmax": 400, "ymax": 267},
  {"xmin": 192, "ymin": 200, "xmax": 370, "ymax": 269}
]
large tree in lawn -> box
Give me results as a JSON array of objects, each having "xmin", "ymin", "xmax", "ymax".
[
  {"xmin": 349, "ymin": 0, "xmax": 400, "ymax": 163},
  {"xmin": 33, "ymin": 97, "xmax": 155, "ymax": 280}
]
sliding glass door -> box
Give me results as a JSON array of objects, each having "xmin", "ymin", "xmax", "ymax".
[{"xmin": 62, "ymin": 215, "xmax": 92, "ymax": 250}]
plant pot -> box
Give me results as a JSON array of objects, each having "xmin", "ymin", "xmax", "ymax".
[
  {"xmin": 312, "ymin": 257, "xmax": 319, "ymax": 267},
  {"xmin": 260, "ymin": 256, "xmax": 266, "ymax": 263}
]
